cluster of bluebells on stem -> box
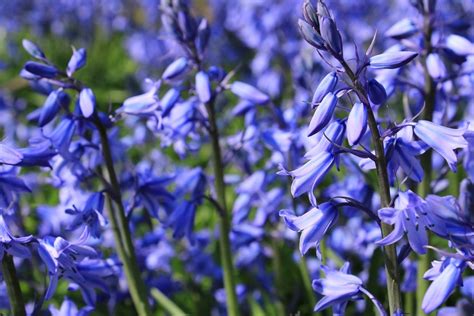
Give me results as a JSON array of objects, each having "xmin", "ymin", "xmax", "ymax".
[{"xmin": 279, "ymin": 0, "xmax": 474, "ymax": 314}]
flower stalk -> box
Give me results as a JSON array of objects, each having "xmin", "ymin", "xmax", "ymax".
[
  {"xmin": 416, "ymin": 6, "xmax": 436, "ymax": 315},
  {"xmin": 2, "ymin": 255, "xmax": 26, "ymax": 316},
  {"xmin": 205, "ymin": 96, "xmax": 240, "ymax": 316},
  {"xmin": 339, "ymin": 59, "xmax": 403, "ymax": 314}
]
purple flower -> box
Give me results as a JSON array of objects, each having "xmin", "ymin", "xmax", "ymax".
[
  {"xmin": 426, "ymin": 53, "xmax": 446, "ymax": 79},
  {"xmin": 162, "ymin": 57, "xmax": 190, "ymax": 80},
  {"xmin": 422, "ymin": 258, "xmax": 466, "ymax": 313},
  {"xmin": 24, "ymin": 61, "xmax": 58, "ymax": 78},
  {"xmin": 280, "ymin": 202, "xmax": 338, "ymax": 254},
  {"xmin": 308, "ymin": 92, "xmax": 337, "ymax": 136},
  {"xmin": 79, "ymin": 88, "xmax": 96, "ymax": 118},
  {"xmin": 119, "ymin": 82, "xmax": 160, "ymax": 115},
  {"xmin": 22, "ymin": 39, "xmax": 46, "ymax": 60},
  {"xmin": 312, "ymin": 263, "xmax": 363, "ymax": 312},
  {"xmin": 283, "ymin": 151, "xmax": 334, "ymax": 205},
  {"xmin": 0, "ymin": 167, "xmax": 31, "ymax": 213},
  {"xmin": 0, "ymin": 144, "xmax": 23, "ymax": 165},
  {"xmin": 195, "ymin": 71, "xmax": 212, "ymax": 103},
  {"xmin": 347, "ymin": 102, "xmax": 367, "ymax": 145},
  {"xmin": 67, "ymin": 48, "xmax": 87, "ymax": 77},
  {"xmin": 320, "ymin": 17, "xmax": 343, "ymax": 56},
  {"xmin": 414, "ymin": 120, "xmax": 468, "ymax": 171},
  {"xmin": 0, "ymin": 215, "xmax": 33, "ymax": 260},
  {"xmin": 49, "ymin": 297, "xmax": 93, "ymax": 316},
  {"xmin": 39, "ymin": 89, "xmax": 61, "ymax": 127},
  {"xmin": 384, "ymin": 18, "xmax": 418, "ymax": 39},
  {"xmin": 369, "ymin": 51, "xmax": 418, "ymax": 69},
  {"xmin": 445, "ymin": 34, "xmax": 474, "ymax": 56},
  {"xmin": 311, "ymin": 72, "xmax": 338, "ymax": 106},
  {"xmin": 298, "ymin": 19, "xmax": 325, "ymax": 50},
  {"xmin": 66, "ymin": 192, "xmax": 107, "ymax": 239},
  {"xmin": 367, "ymin": 79, "xmax": 387, "ymax": 106},
  {"xmin": 376, "ymin": 190, "xmax": 431, "ymax": 254},
  {"xmin": 230, "ymin": 81, "xmax": 269, "ymax": 104}
]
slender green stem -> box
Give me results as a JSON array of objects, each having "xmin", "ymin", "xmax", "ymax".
[
  {"xmin": 416, "ymin": 8, "xmax": 436, "ymax": 316},
  {"xmin": 339, "ymin": 60, "xmax": 403, "ymax": 314},
  {"xmin": 151, "ymin": 288, "xmax": 187, "ymax": 315},
  {"xmin": 2, "ymin": 255, "xmax": 26, "ymax": 316},
  {"xmin": 94, "ymin": 118, "xmax": 151, "ymax": 316},
  {"xmin": 205, "ymin": 99, "xmax": 240, "ymax": 316}
]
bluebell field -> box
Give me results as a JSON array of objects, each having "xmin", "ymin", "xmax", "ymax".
[{"xmin": 0, "ymin": 0, "xmax": 473, "ymax": 315}]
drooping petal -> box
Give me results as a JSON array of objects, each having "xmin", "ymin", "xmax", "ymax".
[
  {"xmin": 195, "ymin": 71, "xmax": 211, "ymax": 103},
  {"xmin": 39, "ymin": 90, "xmax": 60, "ymax": 127},
  {"xmin": 0, "ymin": 144, "xmax": 23, "ymax": 165}
]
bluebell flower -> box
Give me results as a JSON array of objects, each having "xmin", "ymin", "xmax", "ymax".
[
  {"xmin": 280, "ymin": 202, "xmax": 338, "ymax": 254},
  {"xmin": 0, "ymin": 144, "xmax": 23, "ymax": 165},
  {"xmin": 376, "ymin": 190, "xmax": 431, "ymax": 254},
  {"xmin": 38, "ymin": 89, "xmax": 61, "ymax": 127},
  {"xmin": 162, "ymin": 57, "xmax": 190, "ymax": 80},
  {"xmin": 47, "ymin": 117, "xmax": 76, "ymax": 155},
  {"xmin": 23, "ymin": 61, "xmax": 58, "ymax": 78},
  {"xmin": 67, "ymin": 48, "xmax": 87, "ymax": 77},
  {"xmin": 0, "ymin": 167, "xmax": 31, "ymax": 213},
  {"xmin": 230, "ymin": 81, "xmax": 269, "ymax": 104},
  {"xmin": 312, "ymin": 263, "xmax": 362, "ymax": 313},
  {"xmin": 422, "ymin": 258, "xmax": 466, "ymax": 314},
  {"xmin": 320, "ymin": 16, "xmax": 343, "ymax": 56},
  {"xmin": 16, "ymin": 138, "xmax": 56, "ymax": 167},
  {"xmin": 298, "ymin": 19, "xmax": 325, "ymax": 50},
  {"xmin": 166, "ymin": 200, "xmax": 196, "ymax": 242},
  {"xmin": 347, "ymin": 102, "xmax": 367, "ymax": 146},
  {"xmin": 66, "ymin": 192, "xmax": 107, "ymax": 239},
  {"xmin": 367, "ymin": 79, "xmax": 387, "ymax": 106},
  {"xmin": 414, "ymin": 120, "xmax": 468, "ymax": 171},
  {"xmin": 37, "ymin": 236, "xmax": 99, "ymax": 304},
  {"xmin": 0, "ymin": 215, "xmax": 33, "ymax": 260},
  {"xmin": 195, "ymin": 71, "xmax": 211, "ymax": 103},
  {"xmin": 307, "ymin": 92, "xmax": 337, "ymax": 136},
  {"xmin": 79, "ymin": 88, "xmax": 96, "ymax": 118},
  {"xmin": 369, "ymin": 51, "xmax": 418, "ymax": 69},
  {"xmin": 311, "ymin": 72, "xmax": 338, "ymax": 106},
  {"xmin": 118, "ymin": 81, "xmax": 160, "ymax": 116},
  {"xmin": 445, "ymin": 34, "xmax": 474, "ymax": 56},
  {"xmin": 426, "ymin": 53, "xmax": 446, "ymax": 79},
  {"xmin": 384, "ymin": 18, "xmax": 417, "ymax": 39},
  {"xmin": 282, "ymin": 151, "xmax": 334, "ymax": 205},
  {"xmin": 22, "ymin": 39, "xmax": 46, "ymax": 60},
  {"xmin": 49, "ymin": 297, "xmax": 94, "ymax": 316},
  {"xmin": 134, "ymin": 173, "xmax": 175, "ymax": 220}
]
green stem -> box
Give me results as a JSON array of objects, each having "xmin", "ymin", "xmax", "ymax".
[
  {"xmin": 151, "ymin": 288, "xmax": 187, "ymax": 315},
  {"xmin": 339, "ymin": 60, "xmax": 403, "ymax": 314},
  {"xmin": 94, "ymin": 118, "xmax": 151, "ymax": 316},
  {"xmin": 2, "ymin": 255, "xmax": 26, "ymax": 316},
  {"xmin": 205, "ymin": 99, "xmax": 240, "ymax": 316},
  {"xmin": 416, "ymin": 8, "xmax": 436, "ymax": 316}
]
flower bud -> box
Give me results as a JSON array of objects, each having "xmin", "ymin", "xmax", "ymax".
[
  {"xmin": 367, "ymin": 79, "xmax": 387, "ymax": 105},
  {"xmin": 22, "ymin": 39, "xmax": 46, "ymax": 60},
  {"xmin": 303, "ymin": 0, "xmax": 319, "ymax": 30},
  {"xmin": 39, "ymin": 90, "xmax": 60, "ymax": 127},
  {"xmin": 445, "ymin": 34, "xmax": 474, "ymax": 56},
  {"xmin": 320, "ymin": 17, "xmax": 343, "ymax": 56},
  {"xmin": 195, "ymin": 71, "xmax": 211, "ymax": 103},
  {"xmin": 298, "ymin": 19, "xmax": 325, "ymax": 50},
  {"xmin": 230, "ymin": 81, "xmax": 269, "ymax": 104},
  {"xmin": 385, "ymin": 19, "xmax": 418, "ymax": 39},
  {"xmin": 67, "ymin": 48, "xmax": 87, "ymax": 77},
  {"xmin": 347, "ymin": 102, "xmax": 367, "ymax": 145},
  {"xmin": 426, "ymin": 53, "xmax": 446, "ymax": 79},
  {"xmin": 24, "ymin": 61, "xmax": 58, "ymax": 79},
  {"xmin": 308, "ymin": 92, "xmax": 337, "ymax": 136},
  {"xmin": 312, "ymin": 72, "xmax": 338, "ymax": 107},
  {"xmin": 369, "ymin": 51, "xmax": 418, "ymax": 69},
  {"xmin": 79, "ymin": 88, "xmax": 96, "ymax": 118},
  {"xmin": 162, "ymin": 57, "xmax": 190, "ymax": 80}
]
